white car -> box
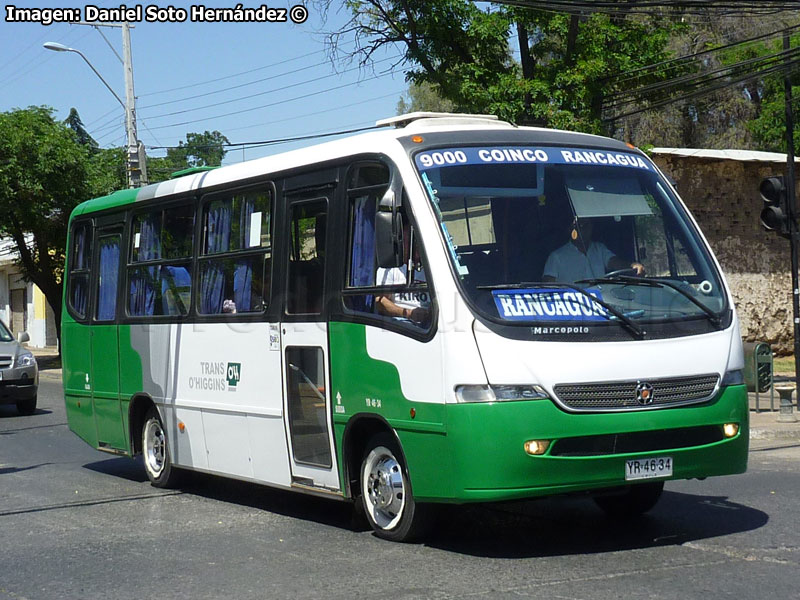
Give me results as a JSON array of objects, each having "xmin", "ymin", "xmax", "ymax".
[{"xmin": 0, "ymin": 319, "xmax": 38, "ymax": 415}]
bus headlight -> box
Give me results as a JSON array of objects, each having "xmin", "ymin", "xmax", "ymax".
[
  {"xmin": 455, "ymin": 384, "xmax": 549, "ymax": 403},
  {"xmin": 721, "ymin": 369, "xmax": 744, "ymax": 386}
]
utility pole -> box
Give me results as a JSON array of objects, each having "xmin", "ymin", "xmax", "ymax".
[
  {"xmin": 121, "ymin": 22, "xmax": 144, "ymax": 187},
  {"xmin": 68, "ymin": 21, "xmax": 147, "ymax": 187},
  {"xmin": 783, "ymin": 31, "xmax": 800, "ymax": 402}
]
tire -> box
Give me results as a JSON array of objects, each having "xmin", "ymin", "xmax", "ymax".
[
  {"xmin": 16, "ymin": 395, "xmax": 37, "ymax": 416},
  {"xmin": 593, "ymin": 481, "xmax": 664, "ymax": 518},
  {"xmin": 142, "ymin": 406, "xmax": 181, "ymax": 488},
  {"xmin": 360, "ymin": 432, "xmax": 433, "ymax": 542}
]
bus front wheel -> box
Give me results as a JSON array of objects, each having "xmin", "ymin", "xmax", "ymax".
[
  {"xmin": 360, "ymin": 433, "xmax": 432, "ymax": 542},
  {"xmin": 593, "ymin": 481, "xmax": 664, "ymax": 518},
  {"xmin": 142, "ymin": 407, "xmax": 181, "ymax": 488}
]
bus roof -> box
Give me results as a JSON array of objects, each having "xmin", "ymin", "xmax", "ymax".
[{"xmin": 70, "ymin": 113, "xmax": 634, "ymax": 218}]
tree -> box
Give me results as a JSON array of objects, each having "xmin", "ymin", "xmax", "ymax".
[
  {"xmin": 87, "ymin": 147, "xmax": 127, "ymax": 197},
  {"xmin": 321, "ymin": 1, "xmax": 676, "ymax": 134},
  {"xmin": 166, "ymin": 130, "xmax": 230, "ymax": 168},
  {"xmin": 397, "ymin": 81, "xmax": 455, "ymax": 114},
  {"xmin": 0, "ymin": 106, "xmax": 89, "ymax": 346},
  {"xmin": 64, "ymin": 107, "xmax": 99, "ymax": 152},
  {"xmin": 147, "ymin": 130, "xmax": 230, "ymax": 183},
  {"xmin": 614, "ymin": 14, "xmax": 800, "ymax": 150}
]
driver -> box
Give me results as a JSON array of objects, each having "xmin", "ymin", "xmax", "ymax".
[{"xmin": 542, "ymin": 217, "xmax": 645, "ymax": 283}]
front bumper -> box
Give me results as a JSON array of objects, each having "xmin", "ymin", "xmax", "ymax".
[
  {"xmin": 0, "ymin": 366, "xmax": 39, "ymax": 404},
  {"xmin": 401, "ymin": 385, "xmax": 748, "ymax": 503}
]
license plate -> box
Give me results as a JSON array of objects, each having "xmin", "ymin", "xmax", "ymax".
[
  {"xmin": 0, "ymin": 371, "xmax": 3, "ymax": 380},
  {"xmin": 625, "ymin": 456, "xmax": 672, "ymax": 481}
]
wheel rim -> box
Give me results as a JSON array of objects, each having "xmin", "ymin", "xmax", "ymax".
[
  {"xmin": 362, "ymin": 446, "xmax": 406, "ymax": 530},
  {"xmin": 144, "ymin": 418, "xmax": 166, "ymax": 478}
]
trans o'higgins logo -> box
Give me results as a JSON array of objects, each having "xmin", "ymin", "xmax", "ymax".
[
  {"xmin": 189, "ymin": 361, "xmax": 241, "ymax": 392},
  {"xmin": 226, "ymin": 362, "xmax": 241, "ymax": 389}
]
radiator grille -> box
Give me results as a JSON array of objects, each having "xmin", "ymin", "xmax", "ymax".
[
  {"xmin": 553, "ymin": 374, "xmax": 719, "ymax": 411},
  {"xmin": 0, "ymin": 355, "xmax": 12, "ymax": 369}
]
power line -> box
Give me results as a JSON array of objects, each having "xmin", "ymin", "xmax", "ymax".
[
  {"xmin": 133, "ymin": 68, "xmax": 402, "ymax": 132},
  {"xmin": 605, "ymin": 46, "xmax": 800, "ymax": 110},
  {"xmin": 147, "ymin": 123, "xmax": 382, "ymax": 152},
  {"xmin": 604, "ymin": 53, "xmax": 800, "ymax": 121},
  {"xmin": 137, "ymin": 57, "xmax": 333, "ymax": 110},
  {"xmin": 606, "ymin": 23, "xmax": 800, "ymax": 86},
  {"xmin": 491, "ymin": 0, "xmax": 800, "ymax": 17},
  {"xmin": 137, "ymin": 48, "xmax": 324, "ymax": 97},
  {"xmin": 137, "ymin": 54, "xmax": 401, "ymax": 121},
  {"xmin": 218, "ymin": 88, "xmax": 405, "ymax": 134}
]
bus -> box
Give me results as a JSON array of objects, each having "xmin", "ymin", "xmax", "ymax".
[{"xmin": 62, "ymin": 112, "xmax": 748, "ymax": 542}]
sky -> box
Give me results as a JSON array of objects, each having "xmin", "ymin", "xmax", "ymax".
[{"xmin": 0, "ymin": 1, "xmax": 410, "ymax": 165}]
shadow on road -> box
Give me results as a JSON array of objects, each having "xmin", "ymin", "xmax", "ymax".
[
  {"xmin": 425, "ymin": 491, "xmax": 768, "ymax": 558},
  {"xmin": 0, "ymin": 407, "xmax": 53, "ymax": 419},
  {"xmin": 81, "ymin": 456, "xmax": 768, "ymax": 554},
  {"xmin": 0, "ymin": 463, "xmax": 53, "ymax": 475},
  {"xmin": 84, "ymin": 456, "xmax": 150, "ymax": 483}
]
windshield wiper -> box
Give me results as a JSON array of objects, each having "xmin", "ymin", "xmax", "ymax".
[
  {"xmin": 477, "ymin": 282, "xmax": 644, "ymax": 339},
  {"xmin": 575, "ymin": 275, "xmax": 722, "ymax": 329}
]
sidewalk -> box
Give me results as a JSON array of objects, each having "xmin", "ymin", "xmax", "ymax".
[
  {"xmin": 748, "ymin": 387, "xmax": 800, "ymax": 443},
  {"xmin": 31, "ymin": 346, "xmax": 61, "ymax": 379}
]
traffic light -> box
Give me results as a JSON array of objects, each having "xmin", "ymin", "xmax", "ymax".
[{"xmin": 760, "ymin": 175, "xmax": 792, "ymax": 238}]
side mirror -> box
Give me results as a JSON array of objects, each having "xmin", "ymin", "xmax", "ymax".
[
  {"xmin": 375, "ymin": 176, "xmax": 404, "ymax": 268},
  {"xmin": 17, "ymin": 331, "xmax": 30, "ymax": 344}
]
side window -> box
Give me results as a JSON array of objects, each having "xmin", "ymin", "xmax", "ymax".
[
  {"xmin": 68, "ymin": 221, "xmax": 93, "ymax": 319},
  {"xmin": 342, "ymin": 163, "xmax": 433, "ymax": 331},
  {"xmin": 96, "ymin": 235, "xmax": 121, "ymax": 321},
  {"xmin": 128, "ymin": 204, "xmax": 195, "ymax": 317},
  {"xmin": 198, "ymin": 189, "xmax": 272, "ymax": 315},
  {"xmin": 286, "ymin": 200, "xmax": 327, "ymax": 315}
]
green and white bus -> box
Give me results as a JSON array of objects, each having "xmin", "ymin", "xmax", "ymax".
[{"xmin": 62, "ymin": 113, "xmax": 748, "ymax": 541}]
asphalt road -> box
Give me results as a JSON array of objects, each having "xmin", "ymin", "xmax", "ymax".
[{"xmin": 1, "ymin": 375, "xmax": 799, "ymax": 600}]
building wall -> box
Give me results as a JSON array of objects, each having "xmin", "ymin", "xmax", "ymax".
[
  {"xmin": 652, "ymin": 155, "xmax": 794, "ymax": 354},
  {"xmin": 0, "ymin": 263, "xmax": 56, "ymax": 349}
]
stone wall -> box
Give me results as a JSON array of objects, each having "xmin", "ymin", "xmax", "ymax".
[{"xmin": 652, "ymin": 155, "xmax": 794, "ymax": 354}]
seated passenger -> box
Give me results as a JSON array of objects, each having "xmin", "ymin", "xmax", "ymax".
[
  {"xmin": 375, "ymin": 225, "xmax": 430, "ymax": 325},
  {"xmin": 375, "ymin": 263, "xmax": 430, "ymax": 324},
  {"xmin": 542, "ymin": 218, "xmax": 644, "ymax": 283}
]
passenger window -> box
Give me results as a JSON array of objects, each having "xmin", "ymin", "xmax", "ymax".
[
  {"xmin": 96, "ymin": 235, "xmax": 121, "ymax": 321},
  {"xmin": 342, "ymin": 162, "xmax": 432, "ymax": 330},
  {"xmin": 128, "ymin": 203, "xmax": 195, "ymax": 317},
  {"xmin": 198, "ymin": 189, "xmax": 272, "ymax": 315},
  {"xmin": 286, "ymin": 201, "xmax": 327, "ymax": 315},
  {"xmin": 68, "ymin": 222, "xmax": 92, "ymax": 319}
]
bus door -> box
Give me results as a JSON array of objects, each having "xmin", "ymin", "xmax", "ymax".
[
  {"xmin": 281, "ymin": 196, "xmax": 340, "ymax": 491},
  {"xmin": 90, "ymin": 222, "xmax": 126, "ymax": 451}
]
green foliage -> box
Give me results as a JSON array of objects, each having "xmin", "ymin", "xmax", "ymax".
[
  {"xmin": 0, "ymin": 106, "xmax": 90, "ymax": 337},
  {"xmin": 64, "ymin": 107, "xmax": 98, "ymax": 152},
  {"xmin": 333, "ymin": 1, "xmax": 676, "ymax": 134},
  {"xmin": 87, "ymin": 147, "xmax": 127, "ymax": 197},
  {"xmin": 397, "ymin": 81, "xmax": 455, "ymax": 114},
  {"xmin": 166, "ymin": 130, "xmax": 230, "ymax": 168},
  {"xmin": 743, "ymin": 32, "xmax": 800, "ymax": 154},
  {"xmin": 146, "ymin": 130, "xmax": 231, "ymax": 183}
]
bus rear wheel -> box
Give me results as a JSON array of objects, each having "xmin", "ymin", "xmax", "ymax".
[
  {"xmin": 142, "ymin": 407, "xmax": 181, "ymax": 488},
  {"xmin": 593, "ymin": 481, "xmax": 664, "ymax": 518},
  {"xmin": 360, "ymin": 433, "xmax": 432, "ymax": 542}
]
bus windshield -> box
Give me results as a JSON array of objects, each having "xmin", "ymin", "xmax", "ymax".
[{"xmin": 414, "ymin": 146, "xmax": 726, "ymax": 329}]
